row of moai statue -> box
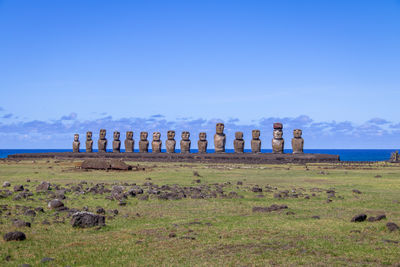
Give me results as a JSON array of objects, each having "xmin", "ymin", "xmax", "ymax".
[{"xmin": 72, "ymin": 122, "xmax": 304, "ymax": 154}]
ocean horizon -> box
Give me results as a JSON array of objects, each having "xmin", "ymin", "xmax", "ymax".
[{"xmin": 0, "ymin": 149, "xmax": 397, "ymax": 162}]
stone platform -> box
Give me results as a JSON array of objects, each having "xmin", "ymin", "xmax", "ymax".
[{"xmin": 7, "ymin": 152, "xmax": 340, "ymax": 164}]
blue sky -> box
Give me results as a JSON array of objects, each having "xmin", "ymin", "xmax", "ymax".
[{"xmin": 0, "ymin": 0, "xmax": 399, "ymax": 149}]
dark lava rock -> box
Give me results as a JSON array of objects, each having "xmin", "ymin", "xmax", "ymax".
[
  {"xmin": 251, "ymin": 186, "xmax": 262, "ymax": 193},
  {"xmin": 96, "ymin": 207, "xmax": 105, "ymax": 214},
  {"xmin": 168, "ymin": 232, "xmax": 177, "ymax": 238},
  {"xmin": 352, "ymin": 189, "xmax": 362, "ymax": 194},
  {"xmin": 24, "ymin": 209, "xmax": 36, "ymax": 217},
  {"xmin": 286, "ymin": 211, "xmax": 295, "ymax": 215},
  {"xmin": 12, "ymin": 219, "xmax": 31, "ymax": 228},
  {"xmin": 386, "ymin": 222, "xmax": 399, "ymax": 232},
  {"xmin": 13, "ymin": 185, "xmax": 24, "ymax": 192},
  {"xmin": 368, "ymin": 214, "xmax": 386, "ymax": 222},
  {"xmin": 139, "ymin": 195, "xmax": 149, "ymax": 201},
  {"xmin": 3, "ymin": 181, "xmax": 11, "ymax": 187},
  {"xmin": 252, "ymin": 204, "xmax": 288, "ymax": 213},
  {"xmin": 70, "ymin": 211, "xmax": 105, "ymax": 228},
  {"xmin": 351, "ymin": 214, "xmax": 367, "ymax": 222},
  {"xmin": 237, "ymin": 181, "xmax": 243, "ymax": 185},
  {"xmin": 41, "ymin": 257, "xmax": 54, "ymax": 263},
  {"xmin": 312, "ymin": 216, "xmax": 320, "ymax": 219},
  {"xmin": 48, "ymin": 199, "xmax": 64, "ymax": 209},
  {"xmin": 35, "ymin": 207, "xmax": 45, "ymax": 213},
  {"xmin": 3, "ymin": 231, "xmax": 26, "ymax": 241},
  {"xmin": 36, "ymin": 181, "xmax": 50, "ymax": 192}
]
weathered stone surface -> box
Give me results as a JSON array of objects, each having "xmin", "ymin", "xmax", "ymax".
[
  {"xmin": 151, "ymin": 132, "xmax": 162, "ymax": 153},
  {"xmin": 139, "ymin": 132, "xmax": 149, "ymax": 153},
  {"xmin": 234, "ymin": 132, "xmax": 244, "ymax": 153},
  {"xmin": 72, "ymin": 134, "xmax": 80, "ymax": 153},
  {"xmin": 70, "ymin": 211, "xmax": 105, "ymax": 228},
  {"xmin": 252, "ymin": 204, "xmax": 288, "ymax": 212},
  {"xmin": 351, "ymin": 214, "xmax": 367, "ymax": 222},
  {"xmin": 251, "ymin": 130, "xmax": 261, "ymax": 153},
  {"xmin": 166, "ymin": 130, "xmax": 176, "ymax": 153},
  {"xmin": 36, "ymin": 181, "xmax": 50, "ymax": 192},
  {"xmin": 81, "ymin": 159, "xmax": 131, "ymax": 170},
  {"xmin": 198, "ymin": 132, "xmax": 208, "ymax": 153},
  {"xmin": 3, "ymin": 231, "xmax": 26, "ymax": 241},
  {"xmin": 386, "ymin": 222, "xmax": 399, "ymax": 232},
  {"xmin": 13, "ymin": 185, "xmax": 24, "ymax": 192},
  {"xmin": 124, "ymin": 131, "xmax": 134, "ymax": 153},
  {"xmin": 180, "ymin": 131, "xmax": 191, "ymax": 153},
  {"xmin": 112, "ymin": 131, "xmax": 121, "ymax": 153},
  {"xmin": 3, "ymin": 181, "xmax": 11, "ymax": 187},
  {"xmin": 98, "ymin": 129, "xmax": 107, "ymax": 153},
  {"xmin": 48, "ymin": 199, "xmax": 64, "ymax": 209},
  {"xmin": 272, "ymin": 123, "xmax": 284, "ymax": 154},
  {"xmin": 292, "ymin": 129, "xmax": 304, "ymax": 154},
  {"xmin": 214, "ymin": 123, "xmax": 226, "ymax": 153},
  {"xmin": 12, "ymin": 219, "xmax": 31, "ymax": 228},
  {"xmin": 86, "ymin": 131, "xmax": 93, "ymax": 152}
]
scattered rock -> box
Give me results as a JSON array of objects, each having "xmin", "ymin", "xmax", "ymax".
[
  {"xmin": 351, "ymin": 214, "xmax": 367, "ymax": 222},
  {"xmin": 70, "ymin": 211, "xmax": 105, "ymax": 228},
  {"xmin": 13, "ymin": 185, "xmax": 24, "ymax": 192},
  {"xmin": 96, "ymin": 207, "xmax": 105, "ymax": 214},
  {"xmin": 368, "ymin": 214, "xmax": 386, "ymax": 222},
  {"xmin": 3, "ymin": 231, "xmax": 26, "ymax": 241},
  {"xmin": 2, "ymin": 181, "xmax": 11, "ymax": 187},
  {"xmin": 386, "ymin": 222, "xmax": 399, "ymax": 232},
  {"xmin": 36, "ymin": 181, "xmax": 50, "ymax": 192},
  {"xmin": 48, "ymin": 199, "xmax": 64, "ymax": 209},
  {"xmin": 252, "ymin": 204, "xmax": 288, "ymax": 213},
  {"xmin": 81, "ymin": 159, "xmax": 132, "ymax": 170},
  {"xmin": 312, "ymin": 216, "xmax": 320, "ymax": 219},
  {"xmin": 352, "ymin": 189, "xmax": 362, "ymax": 194},
  {"xmin": 41, "ymin": 257, "xmax": 54, "ymax": 263},
  {"xmin": 168, "ymin": 232, "xmax": 177, "ymax": 238},
  {"xmin": 24, "ymin": 209, "xmax": 36, "ymax": 217},
  {"xmin": 193, "ymin": 171, "xmax": 201, "ymax": 177},
  {"xmin": 237, "ymin": 181, "xmax": 243, "ymax": 185},
  {"xmin": 12, "ymin": 219, "xmax": 31, "ymax": 228}
]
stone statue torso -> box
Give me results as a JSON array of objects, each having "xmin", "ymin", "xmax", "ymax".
[
  {"xmin": 73, "ymin": 141, "xmax": 80, "ymax": 153},
  {"xmin": 272, "ymin": 138, "xmax": 284, "ymax": 153},
  {"xmin": 113, "ymin": 140, "xmax": 121, "ymax": 153},
  {"xmin": 180, "ymin": 140, "xmax": 191, "ymax": 153},
  {"xmin": 214, "ymin": 134, "xmax": 226, "ymax": 153},
  {"xmin": 139, "ymin": 140, "xmax": 149, "ymax": 153},
  {"xmin": 152, "ymin": 141, "xmax": 162, "ymax": 153},
  {"xmin": 234, "ymin": 139, "xmax": 244, "ymax": 153},
  {"xmin": 98, "ymin": 139, "xmax": 107, "ymax": 153},
  {"xmin": 198, "ymin": 140, "xmax": 208, "ymax": 153},
  {"xmin": 125, "ymin": 139, "xmax": 134, "ymax": 153},
  {"xmin": 291, "ymin": 138, "xmax": 304, "ymax": 154},
  {"xmin": 166, "ymin": 140, "xmax": 176, "ymax": 153},
  {"xmin": 86, "ymin": 140, "xmax": 93, "ymax": 152},
  {"xmin": 251, "ymin": 139, "xmax": 261, "ymax": 153}
]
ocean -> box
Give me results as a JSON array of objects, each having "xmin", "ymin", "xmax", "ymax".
[{"xmin": 0, "ymin": 149, "xmax": 396, "ymax": 162}]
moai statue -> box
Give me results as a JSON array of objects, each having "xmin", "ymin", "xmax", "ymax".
[
  {"xmin": 85, "ymin": 131, "xmax": 93, "ymax": 152},
  {"xmin": 151, "ymin": 132, "xmax": 162, "ymax": 153},
  {"xmin": 251, "ymin": 130, "xmax": 261, "ymax": 153},
  {"xmin": 124, "ymin": 131, "xmax": 134, "ymax": 153},
  {"xmin": 165, "ymin": 130, "xmax": 176, "ymax": 153},
  {"xmin": 72, "ymin": 134, "xmax": 80, "ymax": 153},
  {"xmin": 112, "ymin": 131, "xmax": 121, "ymax": 153},
  {"xmin": 198, "ymin": 132, "xmax": 208, "ymax": 153},
  {"xmin": 234, "ymin": 132, "xmax": 245, "ymax": 153},
  {"xmin": 98, "ymin": 129, "xmax": 107, "ymax": 152},
  {"xmin": 272, "ymin": 123, "xmax": 284, "ymax": 154},
  {"xmin": 180, "ymin": 131, "xmax": 191, "ymax": 153},
  {"xmin": 139, "ymin": 132, "xmax": 149, "ymax": 153},
  {"xmin": 291, "ymin": 129, "xmax": 304, "ymax": 154},
  {"xmin": 214, "ymin": 123, "xmax": 226, "ymax": 153},
  {"xmin": 390, "ymin": 151, "xmax": 399, "ymax": 163}
]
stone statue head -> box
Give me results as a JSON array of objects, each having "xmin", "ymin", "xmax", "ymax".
[
  {"xmin": 273, "ymin": 123, "xmax": 283, "ymax": 130},
  {"xmin": 86, "ymin": 131, "xmax": 92, "ymax": 141},
  {"xmin": 293, "ymin": 129, "xmax": 302, "ymax": 138},
  {"xmin": 99, "ymin": 129, "xmax": 106, "ymax": 140},
  {"xmin": 140, "ymin": 132, "xmax": 148, "ymax": 141},
  {"xmin": 126, "ymin": 131, "xmax": 133, "ymax": 140},
  {"xmin": 74, "ymin": 134, "xmax": 79, "ymax": 142},
  {"xmin": 273, "ymin": 129, "xmax": 283, "ymax": 139},
  {"xmin": 252, "ymin": 130, "xmax": 260, "ymax": 139},
  {"xmin": 113, "ymin": 131, "xmax": 120, "ymax": 141},
  {"xmin": 153, "ymin": 132, "xmax": 161, "ymax": 141},
  {"xmin": 167, "ymin": 130, "xmax": 175, "ymax": 140},
  {"xmin": 181, "ymin": 131, "xmax": 190, "ymax": 141},
  {"xmin": 216, "ymin": 123, "xmax": 225, "ymax": 134},
  {"xmin": 235, "ymin": 132, "xmax": 243, "ymax": 140},
  {"xmin": 199, "ymin": 132, "xmax": 207, "ymax": 141}
]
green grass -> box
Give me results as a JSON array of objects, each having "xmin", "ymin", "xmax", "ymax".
[{"xmin": 0, "ymin": 159, "xmax": 399, "ymax": 266}]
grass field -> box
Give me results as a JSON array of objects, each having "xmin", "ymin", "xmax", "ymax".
[{"xmin": 0, "ymin": 159, "xmax": 399, "ymax": 266}]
